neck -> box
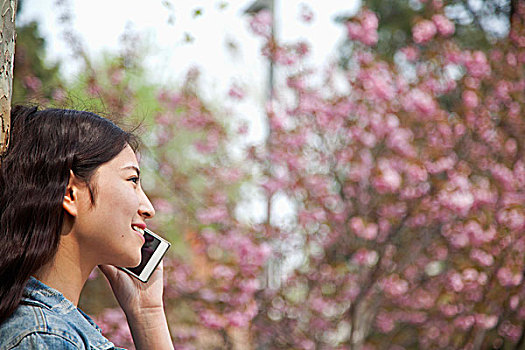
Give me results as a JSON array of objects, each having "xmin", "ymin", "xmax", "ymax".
[{"xmin": 34, "ymin": 236, "xmax": 95, "ymax": 306}]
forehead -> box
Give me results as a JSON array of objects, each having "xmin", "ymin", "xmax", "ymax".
[{"xmin": 99, "ymin": 145, "xmax": 139, "ymax": 172}]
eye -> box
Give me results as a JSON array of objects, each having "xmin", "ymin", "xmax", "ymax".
[{"xmin": 128, "ymin": 176, "xmax": 140, "ymax": 185}]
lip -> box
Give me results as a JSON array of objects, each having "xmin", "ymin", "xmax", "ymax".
[
  {"xmin": 132, "ymin": 225, "xmax": 146, "ymax": 244},
  {"xmin": 132, "ymin": 222, "xmax": 147, "ymax": 230}
]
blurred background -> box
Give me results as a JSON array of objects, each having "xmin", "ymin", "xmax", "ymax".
[{"xmin": 12, "ymin": 0, "xmax": 525, "ymax": 349}]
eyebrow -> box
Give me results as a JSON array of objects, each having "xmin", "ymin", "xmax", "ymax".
[{"xmin": 121, "ymin": 165, "xmax": 140, "ymax": 176}]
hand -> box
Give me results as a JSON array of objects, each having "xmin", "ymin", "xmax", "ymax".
[
  {"xmin": 98, "ymin": 262, "xmax": 165, "ymax": 316},
  {"xmin": 99, "ymin": 263, "xmax": 174, "ymax": 350}
]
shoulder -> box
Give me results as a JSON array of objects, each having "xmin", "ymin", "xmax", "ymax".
[
  {"xmin": 6, "ymin": 332, "xmax": 80, "ymax": 350},
  {"xmin": 0, "ymin": 302, "xmax": 84, "ymax": 350},
  {"xmin": 0, "ymin": 302, "xmax": 115, "ymax": 350}
]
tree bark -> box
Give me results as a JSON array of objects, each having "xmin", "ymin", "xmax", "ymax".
[{"xmin": 0, "ymin": 0, "xmax": 17, "ymax": 154}]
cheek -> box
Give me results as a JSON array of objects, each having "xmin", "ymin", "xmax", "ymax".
[
  {"xmin": 99, "ymin": 184, "xmax": 139, "ymax": 215},
  {"xmin": 119, "ymin": 188, "xmax": 141, "ymax": 214}
]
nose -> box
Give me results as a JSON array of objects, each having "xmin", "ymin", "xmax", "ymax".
[{"xmin": 138, "ymin": 188, "xmax": 156, "ymax": 219}]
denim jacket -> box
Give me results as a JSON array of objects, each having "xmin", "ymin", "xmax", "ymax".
[{"xmin": 0, "ymin": 277, "xmax": 124, "ymax": 350}]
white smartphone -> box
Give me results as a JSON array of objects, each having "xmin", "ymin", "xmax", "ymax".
[{"xmin": 121, "ymin": 228, "xmax": 171, "ymax": 283}]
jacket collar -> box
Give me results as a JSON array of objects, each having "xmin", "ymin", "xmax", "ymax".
[{"xmin": 22, "ymin": 277, "xmax": 115, "ymax": 350}]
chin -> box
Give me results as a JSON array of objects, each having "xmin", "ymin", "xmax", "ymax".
[
  {"xmin": 117, "ymin": 252, "xmax": 142, "ymax": 269},
  {"xmin": 128, "ymin": 254, "xmax": 143, "ymax": 268}
]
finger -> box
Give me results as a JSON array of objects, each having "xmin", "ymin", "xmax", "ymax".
[
  {"xmin": 154, "ymin": 260, "xmax": 164, "ymax": 273},
  {"xmin": 148, "ymin": 261, "xmax": 164, "ymax": 281},
  {"xmin": 98, "ymin": 264, "xmax": 120, "ymax": 282}
]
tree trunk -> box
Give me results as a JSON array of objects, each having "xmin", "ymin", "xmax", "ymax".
[
  {"xmin": 0, "ymin": 0, "xmax": 17, "ymax": 154},
  {"xmin": 510, "ymin": 0, "xmax": 523, "ymax": 27}
]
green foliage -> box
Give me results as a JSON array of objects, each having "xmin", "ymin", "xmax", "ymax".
[
  {"xmin": 12, "ymin": 21, "xmax": 63, "ymax": 104},
  {"xmin": 368, "ymin": 0, "xmax": 419, "ymax": 59}
]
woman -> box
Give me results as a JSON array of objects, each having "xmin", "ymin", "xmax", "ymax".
[{"xmin": 0, "ymin": 106, "xmax": 173, "ymax": 349}]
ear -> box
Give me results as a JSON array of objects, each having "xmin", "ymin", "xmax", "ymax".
[{"xmin": 62, "ymin": 170, "xmax": 83, "ymax": 217}]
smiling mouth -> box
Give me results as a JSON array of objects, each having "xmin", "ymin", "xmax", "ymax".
[{"xmin": 132, "ymin": 226, "xmax": 145, "ymax": 235}]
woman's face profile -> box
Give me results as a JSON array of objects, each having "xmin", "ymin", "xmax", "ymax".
[{"xmin": 72, "ymin": 145, "xmax": 155, "ymax": 268}]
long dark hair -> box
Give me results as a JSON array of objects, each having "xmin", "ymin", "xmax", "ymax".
[{"xmin": 0, "ymin": 105, "xmax": 137, "ymax": 324}]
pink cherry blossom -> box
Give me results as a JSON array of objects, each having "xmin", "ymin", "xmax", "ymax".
[
  {"xmin": 432, "ymin": 14, "xmax": 455, "ymax": 36},
  {"xmin": 449, "ymin": 272, "xmax": 464, "ymax": 292},
  {"xmin": 23, "ymin": 76, "xmax": 43, "ymax": 91},
  {"xmin": 401, "ymin": 46, "xmax": 419, "ymax": 61},
  {"xmin": 228, "ymin": 84, "xmax": 245, "ymax": 100},
  {"xmin": 454, "ymin": 315, "xmax": 475, "ymax": 330},
  {"xmin": 199, "ymin": 310, "xmax": 227, "ymax": 329},
  {"xmin": 382, "ymin": 274, "xmax": 409, "ymax": 296},
  {"xmin": 352, "ymin": 248, "xmax": 379, "ymax": 266},
  {"xmin": 497, "ymin": 267, "xmax": 523, "ymax": 287},
  {"xmin": 464, "ymin": 51, "xmax": 491, "ymax": 78},
  {"xmin": 373, "ymin": 165, "xmax": 402, "ymax": 194},
  {"xmin": 249, "ymin": 10, "xmax": 273, "ymax": 38},
  {"xmin": 212, "ymin": 265, "xmax": 236, "ymax": 281},
  {"xmin": 299, "ymin": 3, "xmax": 314, "ymax": 23},
  {"xmin": 387, "ymin": 128, "xmax": 417, "ymax": 158},
  {"xmin": 470, "ymin": 249, "xmax": 494, "ymax": 266},
  {"xmin": 475, "ymin": 314, "xmax": 498, "ymax": 330},
  {"xmin": 346, "ymin": 9, "xmax": 379, "ymax": 46},
  {"xmin": 196, "ymin": 206, "xmax": 229, "ymax": 224},
  {"xmin": 498, "ymin": 321, "xmax": 522, "ymax": 342},
  {"xmin": 412, "ymin": 20, "xmax": 437, "ymax": 44},
  {"xmin": 376, "ymin": 312, "xmax": 396, "ymax": 333},
  {"xmin": 359, "ymin": 64, "xmax": 396, "ymax": 101},
  {"xmin": 462, "ymin": 90, "xmax": 479, "ymax": 109},
  {"xmin": 510, "ymin": 295, "xmax": 520, "ymax": 310},
  {"xmin": 404, "ymin": 88, "xmax": 439, "ymax": 117}
]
